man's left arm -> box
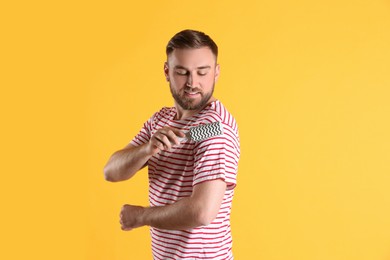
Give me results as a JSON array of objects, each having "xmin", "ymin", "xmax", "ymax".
[{"xmin": 120, "ymin": 179, "xmax": 226, "ymax": 231}]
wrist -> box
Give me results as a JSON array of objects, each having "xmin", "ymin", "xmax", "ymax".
[
  {"xmin": 139, "ymin": 207, "xmax": 149, "ymax": 227},
  {"xmin": 143, "ymin": 142, "xmax": 158, "ymax": 157}
]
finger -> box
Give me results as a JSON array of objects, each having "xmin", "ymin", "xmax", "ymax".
[
  {"xmin": 120, "ymin": 219, "xmax": 133, "ymax": 231},
  {"xmin": 119, "ymin": 205, "xmax": 128, "ymax": 224},
  {"xmin": 152, "ymin": 137, "xmax": 165, "ymax": 150},
  {"xmin": 149, "ymin": 133, "xmax": 165, "ymax": 150},
  {"xmin": 171, "ymin": 128, "xmax": 186, "ymax": 138},
  {"xmin": 163, "ymin": 127, "xmax": 185, "ymax": 139},
  {"xmin": 160, "ymin": 128, "xmax": 185, "ymax": 145},
  {"xmin": 154, "ymin": 133, "xmax": 172, "ymax": 150},
  {"xmin": 164, "ymin": 129, "xmax": 182, "ymax": 145}
]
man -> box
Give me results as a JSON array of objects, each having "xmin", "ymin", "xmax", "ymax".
[{"xmin": 104, "ymin": 29, "xmax": 240, "ymax": 259}]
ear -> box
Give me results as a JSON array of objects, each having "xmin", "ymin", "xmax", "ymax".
[
  {"xmin": 214, "ymin": 64, "xmax": 220, "ymax": 82},
  {"xmin": 164, "ymin": 62, "xmax": 170, "ymax": 82}
]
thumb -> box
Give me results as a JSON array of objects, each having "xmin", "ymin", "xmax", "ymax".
[{"xmin": 172, "ymin": 128, "xmax": 185, "ymax": 138}]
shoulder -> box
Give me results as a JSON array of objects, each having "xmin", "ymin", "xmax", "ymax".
[
  {"xmin": 143, "ymin": 107, "xmax": 176, "ymax": 131},
  {"xmin": 197, "ymin": 100, "xmax": 239, "ymax": 133},
  {"xmin": 150, "ymin": 106, "xmax": 175, "ymax": 122},
  {"xmin": 194, "ymin": 100, "xmax": 240, "ymax": 152}
]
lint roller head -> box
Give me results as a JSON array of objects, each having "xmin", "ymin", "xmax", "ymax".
[{"xmin": 181, "ymin": 121, "xmax": 224, "ymax": 142}]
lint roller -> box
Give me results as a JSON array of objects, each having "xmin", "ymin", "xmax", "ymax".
[{"xmin": 180, "ymin": 121, "xmax": 224, "ymax": 142}]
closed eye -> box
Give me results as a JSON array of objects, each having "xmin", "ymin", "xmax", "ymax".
[
  {"xmin": 198, "ymin": 69, "xmax": 209, "ymax": 76},
  {"xmin": 175, "ymin": 69, "xmax": 188, "ymax": 76}
]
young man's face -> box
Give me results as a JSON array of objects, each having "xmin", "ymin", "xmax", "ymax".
[{"xmin": 164, "ymin": 47, "xmax": 220, "ymax": 111}]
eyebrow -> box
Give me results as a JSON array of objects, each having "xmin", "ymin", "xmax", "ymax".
[{"xmin": 174, "ymin": 65, "xmax": 211, "ymax": 70}]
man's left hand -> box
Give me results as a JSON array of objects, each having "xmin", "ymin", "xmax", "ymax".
[{"xmin": 119, "ymin": 204, "xmax": 145, "ymax": 231}]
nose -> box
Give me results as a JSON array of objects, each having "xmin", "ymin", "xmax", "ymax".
[{"xmin": 186, "ymin": 72, "xmax": 199, "ymax": 88}]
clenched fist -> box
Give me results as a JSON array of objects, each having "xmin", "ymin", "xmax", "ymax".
[{"xmin": 119, "ymin": 204, "xmax": 145, "ymax": 231}]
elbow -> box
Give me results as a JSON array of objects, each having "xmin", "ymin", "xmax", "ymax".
[
  {"xmin": 104, "ymin": 164, "xmax": 130, "ymax": 182},
  {"xmin": 104, "ymin": 174, "xmax": 115, "ymax": 182},
  {"xmin": 194, "ymin": 208, "xmax": 218, "ymax": 227},
  {"xmin": 103, "ymin": 165, "xmax": 118, "ymax": 182}
]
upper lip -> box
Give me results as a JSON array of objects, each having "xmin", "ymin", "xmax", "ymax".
[{"xmin": 184, "ymin": 88, "xmax": 201, "ymax": 94}]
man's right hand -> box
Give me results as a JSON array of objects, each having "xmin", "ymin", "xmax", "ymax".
[{"xmin": 146, "ymin": 127, "xmax": 185, "ymax": 156}]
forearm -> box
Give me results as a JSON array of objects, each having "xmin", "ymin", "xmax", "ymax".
[
  {"xmin": 141, "ymin": 197, "xmax": 208, "ymax": 230},
  {"xmin": 104, "ymin": 144, "xmax": 151, "ymax": 182},
  {"xmin": 105, "ymin": 127, "xmax": 185, "ymax": 182},
  {"xmin": 120, "ymin": 180, "xmax": 226, "ymax": 231}
]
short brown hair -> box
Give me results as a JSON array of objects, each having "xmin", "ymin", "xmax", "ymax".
[{"xmin": 166, "ymin": 29, "xmax": 218, "ymax": 59}]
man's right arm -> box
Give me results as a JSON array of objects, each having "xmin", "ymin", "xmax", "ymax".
[
  {"xmin": 103, "ymin": 126, "xmax": 185, "ymax": 182},
  {"xmin": 103, "ymin": 143, "xmax": 152, "ymax": 182}
]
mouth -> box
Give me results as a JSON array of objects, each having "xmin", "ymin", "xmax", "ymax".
[{"xmin": 184, "ymin": 89, "xmax": 201, "ymax": 97}]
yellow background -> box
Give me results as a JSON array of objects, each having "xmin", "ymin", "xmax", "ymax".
[{"xmin": 1, "ymin": 0, "xmax": 390, "ymax": 259}]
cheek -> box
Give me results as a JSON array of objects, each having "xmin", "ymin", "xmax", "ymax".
[
  {"xmin": 171, "ymin": 75, "xmax": 186, "ymax": 83},
  {"xmin": 170, "ymin": 77, "xmax": 186, "ymax": 90},
  {"xmin": 203, "ymin": 75, "xmax": 216, "ymax": 85}
]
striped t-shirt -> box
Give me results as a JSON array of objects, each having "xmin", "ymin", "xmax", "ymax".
[{"xmin": 130, "ymin": 100, "xmax": 240, "ymax": 260}]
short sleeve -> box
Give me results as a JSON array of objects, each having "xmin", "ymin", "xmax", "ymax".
[
  {"xmin": 130, "ymin": 114, "xmax": 155, "ymax": 147},
  {"xmin": 193, "ymin": 127, "xmax": 240, "ymax": 190}
]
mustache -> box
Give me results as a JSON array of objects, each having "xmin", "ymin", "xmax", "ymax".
[{"xmin": 184, "ymin": 87, "xmax": 202, "ymax": 93}]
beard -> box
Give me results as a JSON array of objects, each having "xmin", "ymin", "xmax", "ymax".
[{"xmin": 170, "ymin": 84, "xmax": 215, "ymax": 111}]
